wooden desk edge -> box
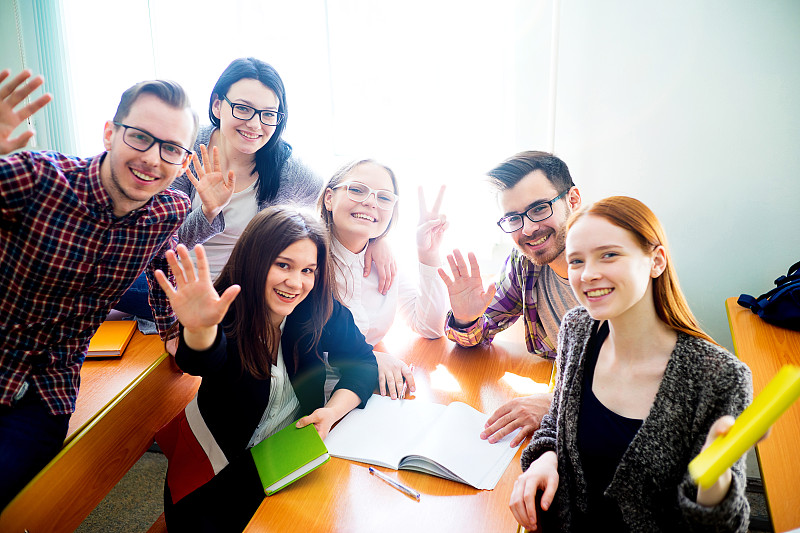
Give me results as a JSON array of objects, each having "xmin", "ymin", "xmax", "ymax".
[{"xmin": 0, "ymin": 351, "xmax": 199, "ymax": 532}]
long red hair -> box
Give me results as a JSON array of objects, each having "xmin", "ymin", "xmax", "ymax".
[{"xmin": 567, "ymin": 196, "xmax": 716, "ymax": 345}]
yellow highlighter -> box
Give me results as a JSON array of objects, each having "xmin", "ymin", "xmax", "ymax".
[{"xmin": 688, "ymin": 364, "xmax": 800, "ymax": 489}]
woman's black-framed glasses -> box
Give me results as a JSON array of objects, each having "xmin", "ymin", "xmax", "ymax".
[
  {"xmin": 332, "ymin": 181, "xmax": 398, "ymax": 210},
  {"xmin": 222, "ymin": 95, "xmax": 285, "ymax": 126},
  {"xmin": 112, "ymin": 122, "xmax": 192, "ymax": 165},
  {"xmin": 496, "ymin": 190, "xmax": 569, "ymax": 233}
]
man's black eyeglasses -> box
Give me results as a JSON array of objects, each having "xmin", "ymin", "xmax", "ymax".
[
  {"xmin": 496, "ymin": 190, "xmax": 569, "ymax": 233},
  {"xmin": 222, "ymin": 95, "xmax": 285, "ymax": 126},
  {"xmin": 113, "ymin": 122, "xmax": 192, "ymax": 165}
]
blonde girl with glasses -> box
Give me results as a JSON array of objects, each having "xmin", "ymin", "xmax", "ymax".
[{"xmin": 320, "ymin": 160, "xmax": 449, "ymax": 398}]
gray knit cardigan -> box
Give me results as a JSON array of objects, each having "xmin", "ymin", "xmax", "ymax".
[
  {"xmin": 521, "ymin": 307, "xmax": 752, "ymax": 532},
  {"xmin": 171, "ymin": 125, "xmax": 322, "ymax": 248}
]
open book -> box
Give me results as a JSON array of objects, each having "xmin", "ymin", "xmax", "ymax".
[{"xmin": 325, "ymin": 394, "xmax": 520, "ymax": 490}]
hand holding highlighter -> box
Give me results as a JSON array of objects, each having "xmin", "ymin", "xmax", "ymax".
[{"xmin": 689, "ymin": 364, "xmax": 800, "ymax": 489}]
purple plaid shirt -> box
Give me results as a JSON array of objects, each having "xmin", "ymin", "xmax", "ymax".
[
  {"xmin": 445, "ymin": 247, "xmax": 572, "ymax": 359},
  {"xmin": 0, "ymin": 151, "xmax": 188, "ymax": 415}
]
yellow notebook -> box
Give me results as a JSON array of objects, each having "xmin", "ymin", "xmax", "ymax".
[
  {"xmin": 688, "ymin": 365, "xmax": 800, "ymax": 489},
  {"xmin": 87, "ymin": 320, "xmax": 137, "ymax": 358}
]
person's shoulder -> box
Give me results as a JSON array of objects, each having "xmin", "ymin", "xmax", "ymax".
[
  {"xmin": 280, "ymin": 150, "xmax": 320, "ymax": 182},
  {"xmin": 150, "ymin": 186, "xmax": 191, "ymax": 216},
  {"xmin": 561, "ymin": 306, "xmax": 593, "ymax": 332},
  {"xmin": 676, "ymin": 333, "xmax": 752, "ymax": 383},
  {"xmin": 193, "ymin": 125, "xmax": 215, "ymax": 151},
  {"xmin": 10, "ymin": 150, "xmax": 89, "ymax": 172}
]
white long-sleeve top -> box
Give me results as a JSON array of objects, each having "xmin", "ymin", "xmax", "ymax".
[{"xmin": 330, "ymin": 237, "xmax": 447, "ymax": 345}]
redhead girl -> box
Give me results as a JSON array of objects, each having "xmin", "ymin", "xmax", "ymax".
[{"xmin": 510, "ymin": 196, "xmax": 753, "ymax": 532}]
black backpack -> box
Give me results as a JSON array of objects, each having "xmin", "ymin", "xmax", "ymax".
[{"xmin": 738, "ymin": 261, "xmax": 800, "ymax": 331}]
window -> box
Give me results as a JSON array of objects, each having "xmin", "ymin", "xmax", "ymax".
[{"xmin": 59, "ymin": 0, "xmax": 551, "ymax": 269}]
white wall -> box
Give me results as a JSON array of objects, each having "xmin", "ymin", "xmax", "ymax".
[{"xmin": 548, "ymin": 0, "xmax": 800, "ymax": 350}]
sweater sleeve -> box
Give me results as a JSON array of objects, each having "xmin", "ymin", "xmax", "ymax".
[
  {"xmin": 677, "ymin": 355, "xmax": 753, "ymax": 533},
  {"xmin": 396, "ymin": 263, "xmax": 448, "ymax": 339}
]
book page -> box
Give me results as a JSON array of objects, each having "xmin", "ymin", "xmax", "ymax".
[
  {"xmin": 401, "ymin": 401, "xmax": 520, "ymax": 490},
  {"xmin": 325, "ymin": 394, "xmax": 446, "ymax": 468}
]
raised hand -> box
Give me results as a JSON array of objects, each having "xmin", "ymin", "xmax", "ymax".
[
  {"xmin": 509, "ymin": 451, "xmax": 559, "ymax": 532},
  {"xmin": 416, "ymin": 185, "xmax": 448, "ymax": 267},
  {"xmin": 0, "ymin": 69, "xmax": 52, "ymax": 154},
  {"xmin": 437, "ymin": 249, "xmax": 497, "ymax": 326},
  {"xmin": 187, "ymin": 145, "xmax": 235, "ymax": 223},
  {"xmin": 154, "ymin": 244, "xmax": 240, "ymax": 350}
]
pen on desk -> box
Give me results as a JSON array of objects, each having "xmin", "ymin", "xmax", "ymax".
[
  {"xmin": 369, "ymin": 466, "xmax": 421, "ymax": 501},
  {"xmin": 400, "ymin": 363, "xmax": 414, "ymax": 400}
]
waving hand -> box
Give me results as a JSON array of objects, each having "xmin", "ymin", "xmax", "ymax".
[
  {"xmin": 0, "ymin": 69, "xmax": 52, "ymax": 154},
  {"xmin": 155, "ymin": 244, "xmax": 240, "ymax": 350},
  {"xmin": 438, "ymin": 249, "xmax": 496, "ymax": 327},
  {"xmin": 187, "ymin": 145, "xmax": 236, "ymax": 223}
]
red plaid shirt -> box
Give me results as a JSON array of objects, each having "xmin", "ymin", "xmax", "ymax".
[{"xmin": 0, "ymin": 151, "xmax": 188, "ymax": 415}]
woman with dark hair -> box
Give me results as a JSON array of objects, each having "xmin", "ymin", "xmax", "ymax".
[
  {"xmin": 116, "ymin": 57, "xmax": 395, "ymax": 323},
  {"xmin": 154, "ymin": 206, "xmax": 378, "ymax": 532},
  {"xmin": 509, "ymin": 196, "xmax": 754, "ymax": 532},
  {"xmin": 173, "ymin": 57, "xmax": 321, "ymax": 279},
  {"xmin": 319, "ymin": 159, "xmax": 448, "ymax": 399}
]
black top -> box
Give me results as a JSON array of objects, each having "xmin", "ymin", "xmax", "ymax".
[{"xmin": 575, "ymin": 321, "xmax": 643, "ymax": 531}]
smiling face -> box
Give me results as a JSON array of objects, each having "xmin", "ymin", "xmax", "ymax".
[
  {"xmin": 323, "ymin": 162, "xmax": 396, "ymax": 253},
  {"xmin": 101, "ymin": 93, "xmax": 194, "ymax": 217},
  {"xmin": 498, "ymin": 169, "xmax": 577, "ymax": 268},
  {"xmin": 264, "ymin": 238, "xmax": 318, "ymax": 327},
  {"xmin": 212, "ymin": 78, "xmax": 278, "ymax": 156},
  {"xmin": 566, "ymin": 214, "xmax": 666, "ymax": 322}
]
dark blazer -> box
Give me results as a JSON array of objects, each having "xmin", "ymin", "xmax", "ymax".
[
  {"xmin": 174, "ymin": 296, "xmax": 378, "ymax": 461},
  {"xmin": 164, "ymin": 297, "xmax": 377, "ymax": 532}
]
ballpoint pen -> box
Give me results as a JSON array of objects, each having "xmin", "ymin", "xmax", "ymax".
[
  {"xmin": 400, "ymin": 363, "xmax": 415, "ymax": 400},
  {"xmin": 369, "ymin": 466, "xmax": 421, "ymax": 501}
]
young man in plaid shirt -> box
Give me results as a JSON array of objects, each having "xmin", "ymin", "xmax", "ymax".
[
  {"xmin": 439, "ymin": 151, "xmax": 582, "ymax": 448},
  {"xmin": 0, "ymin": 69, "xmax": 198, "ymax": 508}
]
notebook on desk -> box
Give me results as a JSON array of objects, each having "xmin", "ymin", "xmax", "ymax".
[
  {"xmin": 325, "ymin": 394, "xmax": 521, "ymax": 490},
  {"xmin": 86, "ymin": 320, "xmax": 137, "ymax": 358}
]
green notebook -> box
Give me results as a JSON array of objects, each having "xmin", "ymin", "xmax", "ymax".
[{"xmin": 250, "ymin": 421, "xmax": 330, "ymax": 496}]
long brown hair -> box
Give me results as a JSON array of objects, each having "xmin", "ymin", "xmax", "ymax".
[
  {"xmin": 214, "ymin": 206, "xmax": 334, "ymax": 379},
  {"xmin": 567, "ymin": 196, "xmax": 716, "ymax": 345}
]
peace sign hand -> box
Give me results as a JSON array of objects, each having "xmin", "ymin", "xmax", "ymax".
[
  {"xmin": 0, "ymin": 70, "xmax": 52, "ymax": 155},
  {"xmin": 155, "ymin": 244, "xmax": 240, "ymax": 351},
  {"xmin": 416, "ymin": 185, "xmax": 449, "ymax": 267},
  {"xmin": 187, "ymin": 145, "xmax": 236, "ymax": 223}
]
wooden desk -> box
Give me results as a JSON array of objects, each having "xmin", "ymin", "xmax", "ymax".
[
  {"xmin": 726, "ymin": 297, "xmax": 800, "ymax": 533},
  {"xmin": 245, "ymin": 323, "xmax": 551, "ymax": 533},
  {"xmin": 0, "ymin": 331, "xmax": 201, "ymax": 533}
]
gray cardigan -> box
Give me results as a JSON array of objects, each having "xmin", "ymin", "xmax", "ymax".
[
  {"xmin": 521, "ymin": 307, "xmax": 752, "ymax": 532},
  {"xmin": 171, "ymin": 125, "xmax": 322, "ymax": 247}
]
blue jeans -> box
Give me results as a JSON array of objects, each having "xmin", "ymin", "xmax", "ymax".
[
  {"xmin": 114, "ymin": 272, "xmax": 155, "ymax": 321},
  {"xmin": 0, "ymin": 388, "xmax": 69, "ymax": 510}
]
